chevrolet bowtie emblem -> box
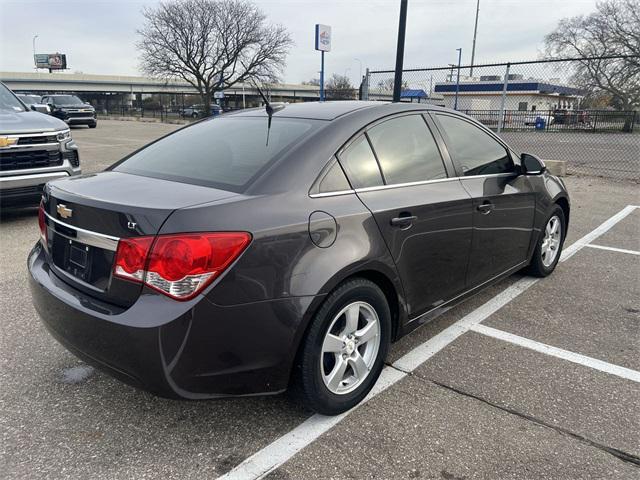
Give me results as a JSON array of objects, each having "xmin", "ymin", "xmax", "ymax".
[
  {"xmin": 0, "ymin": 136, "xmax": 18, "ymax": 148},
  {"xmin": 56, "ymin": 204, "xmax": 73, "ymax": 219}
]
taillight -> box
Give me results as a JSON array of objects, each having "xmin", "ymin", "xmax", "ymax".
[
  {"xmin": 113, "ymin": 237, "xmax": 154, "ymax": 282},
  {"xmin": 38, "ymin": 201, "xmax": 47, "ymax": 247},
  {"xmin": 113, "ymin": 232, "xmax": 251, "ymax": 301}
]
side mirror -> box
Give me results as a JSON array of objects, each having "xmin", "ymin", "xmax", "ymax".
[
  {"xmin": 30, "ymin": 105, "xmax": 37, "ymax": 111},
  {"xmin": 521, "ymin": 153, "xmax": 546, "ymax": 175}
]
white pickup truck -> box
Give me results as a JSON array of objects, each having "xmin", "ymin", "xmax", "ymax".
[{"xmin": 0, "ymin": 83, "xmax": 81, "ymax": 206}]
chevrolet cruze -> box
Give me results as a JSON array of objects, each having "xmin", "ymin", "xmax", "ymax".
[{"xmin": 29, "ymin": 101, "xmax": 569, "ymax": 415}]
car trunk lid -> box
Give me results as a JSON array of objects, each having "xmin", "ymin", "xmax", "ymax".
[{"xmin": 42, "ymin": 171, "xmax": 238, "ymax": 307}]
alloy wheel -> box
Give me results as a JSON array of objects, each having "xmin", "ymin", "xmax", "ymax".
[
  {"xmin": 320, "ymin": 301, "xmax": 381, "ymax": 395},
  {"xmin": 541, "ymin": 214, "xmax": 562, "ymax": 267}
]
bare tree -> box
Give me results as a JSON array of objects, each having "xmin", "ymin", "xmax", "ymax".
[
  {"xmin": 376, "ymin": 77, "xmax": 408, "ymax": 92},
  {"xmin": 544, "ymin": 0, "xmax": 640, "ymax": 112},
  {"xmin": 325, "ymin": 74, "xmax": 356, "ymax": 100},
  {"xmin": 137, "ymin": 0, "xmax": 292, "ymax": 115}
]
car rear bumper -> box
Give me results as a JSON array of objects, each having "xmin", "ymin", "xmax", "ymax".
[{"xmin": 28, "ymin": 243, "xmax": 317, "ymax": 398}]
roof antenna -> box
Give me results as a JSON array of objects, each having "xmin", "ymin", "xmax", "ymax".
[{"xmin": 254, "ymin": 83, "xmax": 285, "ymax": 146}]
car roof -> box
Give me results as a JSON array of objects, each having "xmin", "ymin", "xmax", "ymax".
[{"xmin": 232, "ymin": 101, "xmax": 450, "ymax": 121}]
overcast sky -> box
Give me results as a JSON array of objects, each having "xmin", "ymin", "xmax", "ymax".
[{"xmin": 0, "ymin": 0, "xmax": 597, "ymax": 85}]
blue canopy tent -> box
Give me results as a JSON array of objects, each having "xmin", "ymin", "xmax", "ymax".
[{"xmin": 400, "ymin": 89, "xmax": 429, "ymax": 103}]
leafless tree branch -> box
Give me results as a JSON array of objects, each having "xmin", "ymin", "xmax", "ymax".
[{"xmin": 137, "ymin": 0, "xmax": 293, "ymax": 114}]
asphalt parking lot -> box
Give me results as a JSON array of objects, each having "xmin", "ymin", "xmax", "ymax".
[
  {"xmin": 499, "ymin": 131, "xmax": 640, "ymax": 179},
  {"xmin": 1, "ymin": 120, "xmax": 638, "ymax": 479}
]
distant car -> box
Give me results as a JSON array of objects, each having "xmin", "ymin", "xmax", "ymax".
[
  {"xmin": 41, "ymin": 94, "xmax": 97, "ymax": 128},
  {"xmin": 553, "ymin": 109, "xmax": 589, "ymax": 126},
  {"xmin": 29, "ymin": 101, "xmax": 569, "ymax": 415},
  {"xmin": 523, "ymin": 112, "xmax": 555, "ymax": 126},
  {"xmin": 17, "ymin": 94, "xmax": 50, "ymax": 114},
  {"xmin": 0, "ymin": 83, "xmax": 80, "ymax": 206},
  {"xmin": 182, "ymin": 104, "xmax": 222, "ymax": 118}
]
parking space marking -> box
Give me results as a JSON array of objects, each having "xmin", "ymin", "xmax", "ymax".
[
  {"xmin": 218, "ymin": 204, "xmax": 637, "ymax": 480},
  {"xmin": 585, "ymin": 244, "xmax": 640, "ymax": 256},
  {"xmin": 561, "ymin": 205, "xmax": 638, "ymax": 261},
  {"xmin": 219, "ymin": 367, "xmax": 405, "ymax": 480},
  {"xmin": 471, "ymin": 324, "xmax": 640, "ymax": 383}
]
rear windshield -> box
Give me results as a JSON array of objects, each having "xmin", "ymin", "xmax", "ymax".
[{"xmin": 114, "ymin": 116, "xmax": 320, "ymax": 192}]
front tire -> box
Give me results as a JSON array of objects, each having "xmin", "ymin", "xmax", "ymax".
[
  {"xmin": 89, "ymin": 122, "xmax": 97, "ymax": 129},
  {"xmin": 527, "ymin": 205, "xmax": 566, "ymax": 277},
  {"xmin": 297, "ymin": 278, "xmax": 391, "ymax": 415}
]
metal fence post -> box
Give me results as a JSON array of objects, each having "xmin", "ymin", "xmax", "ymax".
[
  {"xmin": 497, "ymin": 63, "xmax": 510, "ymax": 134},
  {"xmin": 363, "ymin": 68, "xmax": 370, "ymax": 101}
]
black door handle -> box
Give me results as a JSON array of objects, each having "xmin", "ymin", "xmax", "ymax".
[
  {"xmin": 477, "ymin": 202, "xmax": 494, "ymax": 214},
  {"xmin": 390, "ymin": 215, "xmax": 417, "ymax": 228}
]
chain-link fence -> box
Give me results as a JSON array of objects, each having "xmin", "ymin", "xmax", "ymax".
[{"xmin": 365, "ymin": 56, "xmax": 639, "ymax": 180}]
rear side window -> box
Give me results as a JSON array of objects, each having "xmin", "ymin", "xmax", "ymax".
[
  {"xmin": 367, "ymin": 115, "xmax": 447, "ymax": 184},
  {"xmin": 337, "ymin": 135, "xmax": 384, "ymax": 189},
  {"xmin": 310, "ymin": 159, "xmax": 351, "ymax": 194},
  {"xmin": 114, "ymin": 116, "xmax": 320, "ymax": 192},
  {"xmin": 435, "ymin": 114, "xmax": 514, "ymax": 176}
]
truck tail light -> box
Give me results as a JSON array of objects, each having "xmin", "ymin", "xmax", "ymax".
[{"xmin": 113, "ymin": 232, "xmax": 251, "ymax": 300}]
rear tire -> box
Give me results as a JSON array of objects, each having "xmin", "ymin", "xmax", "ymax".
[
  {"xmin": 296, "ymin": 278, "xmax": 391, "ymax": 415},
  {"xmin": 527, "ymin": 205, "xmax": 566, "ymax": 277}
]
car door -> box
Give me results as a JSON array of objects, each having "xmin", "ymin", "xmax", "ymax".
[
  {"xmin": 337, "ymin": 113, "xmax": 473, "ymax": 318},
  {"xmin": 431, "ymin": 112, "xmax": 536, "ymax": 287}
]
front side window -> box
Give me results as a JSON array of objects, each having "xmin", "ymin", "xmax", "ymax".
[
  {"xmin": 337, "ymin": 135, "xmax": 384, "ymax": 189},
  {"xmin": 435, "ymin": 114, "xmax": 514, "ymax": 176},
  {"xmin": 367, "ymin": 114, "xmax": 447, "ymax": 184},
  {"xmin": 114, "ymin": 116, "xmax": 320, "ymax": 192}
]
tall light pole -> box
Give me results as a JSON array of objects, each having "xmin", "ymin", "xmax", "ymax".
[
  {"xmin": 392, "ymin": 0, "xmax": 409, "ymax": 102},
  {"xmin": 454, "ymin": 48, "xmax": 462, "ymax": 110},
  {"xmin": 32, "ymin": 34, "xmax": 39, "ymax": 70},
  {"xmin": 470, "ymin": 0, "xmax": 480, "ymax": 77}
]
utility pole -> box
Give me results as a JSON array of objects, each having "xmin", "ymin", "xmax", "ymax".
[
  {"xmin": 392, "ymin": 0, "xmax": 408, "ymax": 102},
  {"xmin": 454, "ymin": 48, "xmax": 462, "ymax": 110},
  {"xmin": 470, "ymin": 0, "xmax": 480, "ymax": 77}
]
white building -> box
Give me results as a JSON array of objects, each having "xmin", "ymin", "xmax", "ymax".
[{"xmin": 434, "ymin": 77, "xmax": 582, "ymax": 112}]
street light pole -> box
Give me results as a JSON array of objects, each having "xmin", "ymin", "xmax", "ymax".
[
  {"xmin": 392, "ymin": 0, "xmax": 408, "ymax": 103},
  {"xmin": 32, "ymin": 34, "xmax": 39, "ymax": 70},
  {"xmin": 470, "ymin": 0, "xmax": 480, "ymax": 77},
  {"xmin": 454, "ymin": 48, "xmax": 462, "ymax": 110}
]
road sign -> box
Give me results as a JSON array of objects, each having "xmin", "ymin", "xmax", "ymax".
[{"xmin": 315, "ymin": 24, "xmax": 331, "ymax": 52}]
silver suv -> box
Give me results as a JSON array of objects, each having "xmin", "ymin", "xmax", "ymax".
[{"xmin": 0, "ymin": 83, "xmax": 80, "ymax": 206}]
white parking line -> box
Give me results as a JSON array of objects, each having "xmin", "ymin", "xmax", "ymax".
[
  {"xmin": 218, "ymin": 204, "xmax": 637, "ymax": 480},
  {"xmin": 585, "ymin": 244, "xmax": 640, "ymax": 256},
  {"xmin": 471, "ymin": 324, "xmax": 640, "ymax": 383},
  {"xmin": 561, "ymin": 205, "xmax": 638, "ymax": 261}
]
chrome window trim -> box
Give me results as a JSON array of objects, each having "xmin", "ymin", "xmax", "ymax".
[
  {"xmin": 355, "ymin": 176, "xmax": 455, "ymax": 193},
  {"xmin": 458, "ymin": 172, "xmax": 517, "ymax": 180},
  {"xmin": 310, "ymin": 172, "xmax": 518, "ymax": 197},
  {"xmin": 44, "ymin": 211, "xmax": 120, "ymax": 251},
  {"xmin": 309, "ymin": 189, "xmax": 356, "ymax": 198}
]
